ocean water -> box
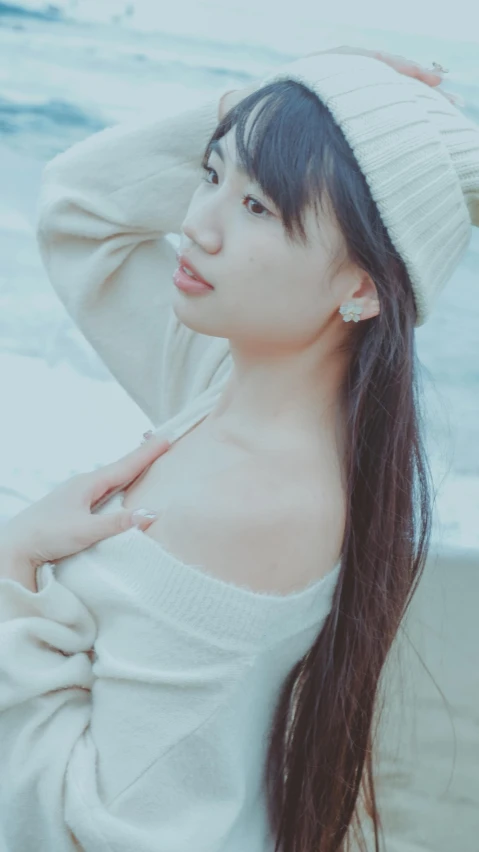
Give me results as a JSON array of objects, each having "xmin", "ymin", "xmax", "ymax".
[{"xmin": 0, "ymin": 2, "xmax": 478, "ymax": 550}]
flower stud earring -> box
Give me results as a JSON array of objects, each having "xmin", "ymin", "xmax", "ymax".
[{"xmin": 339, "ymin": 301, "xmax": 363, "ymax": 323}]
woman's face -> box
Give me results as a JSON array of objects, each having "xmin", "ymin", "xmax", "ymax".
[{"xmin": 174, "ymin": 124, "xmax": 370, "ymax": 352}]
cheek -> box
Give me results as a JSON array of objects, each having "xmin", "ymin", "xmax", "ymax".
[
  {"xmin": 231, "ymin": 262, "xmax": 324, "ymax": 341},
  {"xmin": 226, "ymin": 247, "xmax": 293, "ymax": 316},
  {"xmin": 259, "ymin": 257, "xmax": 332, "ymax": 340},
  {"xmin": 236, "ymin": 237, "xmax": 294, "ymax": 291},
  {"xmin": 220, "ymin": 234, "xmax": 331, "ymax": 339}
]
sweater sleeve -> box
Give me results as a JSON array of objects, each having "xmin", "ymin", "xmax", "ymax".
[
  {"xmin": 36, "ymin": 95, "xmax": 229, "ymax": 426},
  {"xmin": 0, "ymin": 564, "xmax": 96, "ymax": 852},
  {"xmin": 0, "ymin": 551, "xmax": 256, "ymax": 852}
]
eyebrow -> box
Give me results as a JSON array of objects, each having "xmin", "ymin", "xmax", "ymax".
[{"xmin": 208, "ymin": 139, "xmax": 249, "ymax": 177}]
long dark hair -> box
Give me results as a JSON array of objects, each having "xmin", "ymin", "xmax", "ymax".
[{"xmin": 203, "ymin": 80, "xmax": 433, "ymax": 851}]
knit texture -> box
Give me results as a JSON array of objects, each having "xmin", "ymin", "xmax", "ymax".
[
  {"xmin": 0, "ymin": 396, "xmax": 341, "ymax": 852},
  {"xmin": 3, "ymin": 56, "xmax": 477, "ymax": 850},
  {"xmin": 261, "ymin": 54, "xmax": 479, "ymax": 325},
  {"xmin": 0, "ymin": 92, "xmax": 342, "ymax": 851}
]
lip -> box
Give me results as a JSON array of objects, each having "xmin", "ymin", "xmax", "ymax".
[
  {"xmin": 176, "ymin": 254, "xmax": 214, "ymax": 289},
  {"xmin": 173, "ymin": 267, "xmax": 215, "ymax": 294}
]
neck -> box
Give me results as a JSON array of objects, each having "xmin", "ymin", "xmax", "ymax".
[{"xmin": 208, "ymin": 335, "xmax": 348, "ymax": 453}]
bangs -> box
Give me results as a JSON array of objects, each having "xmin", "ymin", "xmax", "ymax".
[{"xmin": 202, "ymin": 80, "xmax": 339, "ymax": 245}]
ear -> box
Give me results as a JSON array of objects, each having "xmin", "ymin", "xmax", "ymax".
[{"xmin": 348, "ymin": 272, "xmax": 380, "ymax": 321}]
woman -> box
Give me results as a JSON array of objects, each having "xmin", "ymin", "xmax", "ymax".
[{"xmin": 0, "ymin": 46, "xmax": 477, "ymax": 852}]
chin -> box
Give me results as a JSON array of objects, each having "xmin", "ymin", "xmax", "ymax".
[{"xmin": 171, "ymin": 296, "xmax": 228, "ymax": 340}]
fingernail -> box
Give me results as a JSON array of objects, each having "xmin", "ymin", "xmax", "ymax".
[
  {"xmin": 140, "ymin": 430, "xmax": 153, "ymax": 445},
  {"xmin": 131, "ymin": 508, "xmax": 158, "ymax": 527}
]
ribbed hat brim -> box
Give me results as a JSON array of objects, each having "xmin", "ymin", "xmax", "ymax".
[{"xmin": 261, "ymin": 55, "xmax": 479, "ymax": 325}]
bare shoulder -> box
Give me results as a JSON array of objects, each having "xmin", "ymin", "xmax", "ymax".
[
  {"xmin": 253, "ymin": 463, "xmax": 345, "ymax": 594},
  {"xmin": 227, "ymin": 486, "xmax": 344, "ymax": 595},
  {"xmin": 145, "ymin": 454, "xmax": 345, "ymax": 596}
]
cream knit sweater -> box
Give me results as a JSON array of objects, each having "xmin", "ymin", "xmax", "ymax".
[{"xmin": 0, "ymin": 94, "xmax": 341, "ymax": 852}]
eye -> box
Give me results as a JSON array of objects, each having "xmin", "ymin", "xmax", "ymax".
[
  {"xmin": 242, "ymin": 195, "xmax": 270, "ymax": 218},
  {"xmin": 202, "ymin": 164, "xmax": 218, "ymax": 185},
  {"xmin": 201, "ymin": 162, "xmax": 271, "ymax": 218}
]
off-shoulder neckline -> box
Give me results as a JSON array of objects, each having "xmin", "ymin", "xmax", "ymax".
[{"xmin": 96, "ymin": 384, "xmax": 342, "ymax": 609}]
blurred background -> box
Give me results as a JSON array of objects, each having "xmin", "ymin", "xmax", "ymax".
[
  {"xmin": 0, "ymin": 0, "xmax": 478, "ymax": 550},
  {"xmin": 0, "ymin": 2, "xmax": 478, "ymax": 848}
]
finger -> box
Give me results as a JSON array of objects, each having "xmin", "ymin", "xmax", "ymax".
[
  {"xmin": 395, "ymin": 60, "xmax": 442, "ymax": 86},
  {"xmin": 372, "ymin": 51, "xmax": 444, "ymax": 87},
  {"xmin": 416, "ymin": 69, "xmax": 444, "ymax": 87},
  {"xmin": 311, "ymin": 48, "xmax": 444, "ymax": 89},
  {"xmin": 90, "ymin": 507, "xmax": 159, "ymax": 542},
  {"xmin": 103, "ymin": 435, "xmax": 170, "ymax": 482},
  {"xmin": 89, "ymin": 436, "xmax": 171, "ymax": 504}
]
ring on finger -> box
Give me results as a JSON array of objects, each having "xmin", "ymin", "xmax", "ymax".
[{"xmin": 432, "ymin": 61, "xmax": 449, "ymax": 74}]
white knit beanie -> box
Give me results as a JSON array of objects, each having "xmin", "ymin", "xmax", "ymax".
[{"xmin": 260, "ymin": 54, "xmax": 479, "ymax": 326}]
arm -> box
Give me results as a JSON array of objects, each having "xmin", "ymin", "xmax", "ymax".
[
  {"xmin": 0, "ymin": 564, "xmax": 96, "ymax": 852},
  {"xmin": 36, "ymin": 94, "xmax": 233, "ymax": 425},
  {"xmin": 0, "ymin": 446, "xmax": 338, "ymax": 850},
  {"xmin": 37, "ymin": 51, "xmax": 443, "ymax": 428},
  {"xmin": 0, "ymin": 555, "xmax": 251, "ymax": 851}
]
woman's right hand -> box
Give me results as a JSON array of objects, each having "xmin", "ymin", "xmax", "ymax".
[
  {"xmin": 305, "ymin": 45, "xmax": 447, "ymax": 86},
  {"xmin": 218, "ymin": 47, "xmax": 460, "ymax": 122},
  {"xmin": 0, "ymin": 432, "xmax": 170, "ymax": 579}
]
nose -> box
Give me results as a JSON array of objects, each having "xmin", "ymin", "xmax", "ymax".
[{"xmin": 181, "ymin": 197, "xmax": 222, "ymax": 255}]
